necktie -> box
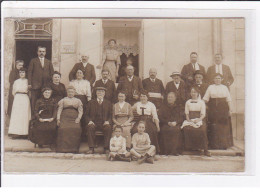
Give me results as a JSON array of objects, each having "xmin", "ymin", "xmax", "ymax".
[
  {"xmin": 40, "ymin": 58, "xmax": 44, "ymax": 67},
  {"xmin": 140, "ymin": 107, "xmax": 146, "ymax": 115}
]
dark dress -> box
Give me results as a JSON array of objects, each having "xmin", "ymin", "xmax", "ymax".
[
  {"xmin": 7, "ymin": 68, "xmax": 20, "ymax": 116},
  {"xmin": 47, "ymin": 82, "xmax": 67, "ymax": 103},
  {"xmin": 56, "ymin": 97, "xmax": 83, "ymax": 153},
  {"xmin": 131, "ymin": 101, "xmax": 160, "ymax": 153},
  {"xmin": 158, "ymin": 102, "xmax": 184, "ymax": 155},
  {"xmin": 29, "ymin": 97, "xmax": 57, "ymax": 146},
  {"xmin": 182, "ymin": 99, "xmax": 208, "ymax": 151},
  {"xmin": 203, "ymin": 84, "xmax": 233, "ymax": 149}
]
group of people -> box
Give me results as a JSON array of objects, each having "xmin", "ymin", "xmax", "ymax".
[{"xmin": 7, "ymin": 43, "xmax": 234, "ymax": 164}]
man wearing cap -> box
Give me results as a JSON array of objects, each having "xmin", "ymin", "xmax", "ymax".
[
  {"xmin": 85, "ymin": 87, "xmax": 112, "ymax": 154},
  {"xmin": 181, "ymin": 52, "xmax": 206, "ymax": 88},
  {"xmin": 206, "ymin": 54, "xmax": 234, "ymax": 87},
  {"xmin": 117, "ymin": 65, "xmax": 143, "ymax": 106},
  {"xmin": 28, "ymin": 46, "xmax": 54, "ymax": 115},
  {"xmin": 191, "ymin": 70, "xmax": 209, "ymax": 98},
  {"xmin": 92, "ymin": 68, "xmax": 116, "ymax": 103},
  {"xmin": 165, "ymin": 72, "xmax": 187, "ymax": 107},
  {"xmin": 142, "ymin": 68, "xmax": 165, "ymax": 109},
  {"xmin": 69, "ymin": 54, "xmax": 96, "ymax": 86}
]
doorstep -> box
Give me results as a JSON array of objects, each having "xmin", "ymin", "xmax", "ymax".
[{"xmin": 3, "ymin": 135, "xmax": 245, "ymax": 157}]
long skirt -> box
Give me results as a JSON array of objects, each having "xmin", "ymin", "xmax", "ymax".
[
  {"xmin": 8, "ymin": 93, "xmax": 31, "ymax": 136},
  {"xmin": 103, "ymin": 60, "xmax": 117, "ymax": 83},
  {"xmin": 183, "ymin": 111, "xmax": 208, "ymax": 150},
  {"xmin": 56, "ymin": 108, "xmax": 82, "ymax": 153},
  {"xmin": 131, "ymin": 115, "xmax": 160, "ymax": 153},
  {"xmin": 29, "ymin": 120, "xmax": 57, "ymax": 146},
  {"xmin": 160, "ymin": 124, "xmax": 183, "ymax": 155},
  {"xmin": 208, "ymin": 98, "xmax": 233, "ymax": 149}
]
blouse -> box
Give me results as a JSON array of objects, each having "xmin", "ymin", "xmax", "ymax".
[
  {"xmin": 110, "ymin": 136, "xmax": 126, "ymax": 152},
  {"xmin": 113, "ymin": 102, "xmax": 133, "ymax": 118},
  {"xmin": 203, "ymin": 84, "xmax": 231, "ymax": 102},
  {"xmin": 69, "ymin": 79, "xmax": 91, "ymax": 101},
  {"xmin": 103, "ymin": 49, "xmax": 121, "ymax": 65},
  {"xmin": 12, "ymin": 78, "xmax": 29, "ymax": 95},
  {"xmin": 133, "ymin": 101, "xmax": 159, "ymax": 120},
  {"xmin": 132, "ymin": 133, "xmax": 151, "ymax": 148},
  {"xmin": 57, "ymin": 97, "xmax": 83, "ymax": 120},
  {"xmin": 185, "ymin": 99, "xmax": 206, "ymax": 116}
]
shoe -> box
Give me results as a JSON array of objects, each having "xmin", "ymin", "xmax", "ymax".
[
  {"xmin": 204, "ymin": 150, "xmax": 211, "ymax": 157},
  {"xmin": 86, "ymin": 148, "xmax": 94, "ymax": 154},
  {"xmin": 146, "ymin": 157, "xmax": 154, "ymax": 164},
  {"xmin": 137, "ymin": 156, "xmax": 147, "ymax": 164},
  {"xmin": 118, "ymin": 155, "xmax": 131, "ymax": 162}
]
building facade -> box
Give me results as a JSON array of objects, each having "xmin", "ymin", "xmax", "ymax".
[{"xmin": 3, "ymin": 18, "xmax": 245, "ymax": 140}]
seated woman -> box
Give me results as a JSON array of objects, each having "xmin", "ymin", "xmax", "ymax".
[
  {"xmin": 158, "ymin": 92, "xmax": 184, "ymax": 155},
  {"xmin": 203, "ymin": 73, "xmax": 233, "ymax": 150},
  {"xmin": 47, "ymin": 71, "xmax": 66, "ymax": 103},
  {"xmin": 8, "ymin": 67, "xmax": 31, "ymax": 139},
  {"xmin": 29, "ymin": 87, "xmax": 57, "ymax": 148},
  {"xmin": 112, "ymin": 91, "xmax": 134, "ymax": 150},
  {"xmin": 181, "ymin": 87, "xmax": 210, "ymax": 156},
  {"xmin": 56, "ymin": 86, "xmax": 83, "ymax": 153},
  {"xmin": 131, "ymin": 90, "xmax": 160, "ymax": 153}
]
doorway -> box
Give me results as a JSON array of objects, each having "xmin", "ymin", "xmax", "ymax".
[{"xmin": 15, "ymin": 40, "xmax": 52, "ymax": 69}]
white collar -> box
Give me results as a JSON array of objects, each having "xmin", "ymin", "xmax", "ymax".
[
  {"xmin": 127, "ymin": 75, "xmax": 134, "ymax": 79},
  {"xmin": 97, "ymin": 98, "xmax": 103, "ymax": 102},
  {"xmin": 102, "ymin": 79, "xmax": 108, "ymax": 83},
  {"xmin": 150, "ymin": 78, "xmax": 156, "ymax": 82},
  {"xmin": 215, "ymin": 63, "xmax": 222, "ymax": 66},
  {"xmin": 174, "ymin": 82, "xmax": 180, "ymax": 85}
]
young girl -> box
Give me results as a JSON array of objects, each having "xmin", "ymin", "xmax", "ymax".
[
  {"xmin": 130, "ymin": 121, "xmax": 156, "ymax": 164},
  {"xmin": 109, "ymin": 125, "xmax": 131, "ymax": 162},
  {"xmin": 8, "ymin": 67, "xmax": 31, "ymax": 138}
]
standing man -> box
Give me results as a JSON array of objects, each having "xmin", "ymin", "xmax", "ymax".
[
  {"xmin": 93, "ymin": 68, "xmax": 116, "ymax": 103},
  {"xmin": 142, "ymin": 68, "xmax": 165, "ymax": 109},
  {"xmin": 117, "ymin": 65, "xmax": 143, "ymax": 106},
  {"xmin": 206, "ymin": 54, "xmax": 234, "ymax": 87},
  {"xmin": 28, "ymin": 46, "xmax": 54, "ymax": 115},
  {"xmin": 69, "ymin": 53, "xmax": 96, "ymax": 86},
  {"xmin": 165, "ymin": 72, "xmax": 187, "ymax": 107},
  {"xmin": 181, "ymin": 52, "xmax": 206, "ymax": 89},
  {"xmin": 86, "ymin": 87, "xmax": 112, "ymax": 154}
]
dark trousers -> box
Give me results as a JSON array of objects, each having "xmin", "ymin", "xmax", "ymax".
[
  {"xmin": 31, "ymin": 89, "xmax": 41, "ymax": 117},
  {"xmin": 87, "ymin": 123, "xmax": 112, "ymax": 149}
]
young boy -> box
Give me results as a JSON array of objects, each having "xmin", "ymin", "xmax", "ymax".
[
  {"xmin": 109, "ymin": 125, "xmax": 131, "ymax": 162},
  {"xmin": 130, "ymin": 121, "xmax": 156, "ymax": 164}
]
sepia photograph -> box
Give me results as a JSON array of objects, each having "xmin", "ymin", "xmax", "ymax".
[{"xmin": 1, "ymin": 4, "xmax": 248, "ymax": 176}]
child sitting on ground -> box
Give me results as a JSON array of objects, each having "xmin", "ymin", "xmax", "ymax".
[
  {"xmin": 109, "ymin": 125, "xmax": 131, "ymax": 162},
  {"xmin": 130, "ymin": 121, "xmax": 156, "ymax": 164}
]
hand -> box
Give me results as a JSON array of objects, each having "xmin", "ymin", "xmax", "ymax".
[
  {"xmin": 57, "ymin": 119, "xmax": 61, "ymax": 126},
  {"xmin": 171, "ymin": 122, "xmax": 177, "ymax": 126},
  {"xmin": 115, "ymin": 71, "xmax": 119, "ymax": 78},
  {"xmin": 227, "ymin": 82, "xmax": 231, "ymax": 86},
  {"xmin": 28, "ymin": 85, "xmax": 32, "ymax": 90},
  {"xmin": 75, "ymin": 118, "xmax": 80, "ymax": 123},
  {"xmin": 104, "ymin": 121, "xmax": 110, "ymax": 125},
  {"xmin": 133, "ymin": 94, "xmax": 139, "ymax": 100},
  {"xmin": 188, "ymin": 76, "xmax": 193, "ymax": 81},
  {"xmin": 123, "ymin": 121, "xmax": 131, "ymax": 126},
  {"xmin": 48, "ymin": 118, "xmax": 54, "ymax": 122},
  {"xmin": 88, "ymin": 121, "xmax": 95, "ymax": 125},
  {"xmin": 39, "ymin": 118, "xmax": 44, "ymax": 122},
  {"xmin": 194, "ymin": 118, "xmax": 201, "ymax": 124},
  {"xmin": 157, "ymin": 127, "xmax": 160, "ymax": 132}
]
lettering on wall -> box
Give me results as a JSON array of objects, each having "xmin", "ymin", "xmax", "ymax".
[{"xmin": 61, "ymin": 42, "xmax": 75, "ymax": 54}]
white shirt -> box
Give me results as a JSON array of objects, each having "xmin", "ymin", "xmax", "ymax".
[
  {"xmin": 102, "ymin": 79, "xmax": 108, "ymax": 84},
  {"xmin": 133, "ymin": 101, "xmax": 159, "ymax": 121},
  {"xmin": 97, "ymin": 98, "xmax": 104, "ymax": 104},
  {"xmin": 118, "ymin": 101, "xmax": 126, "ymax": 109},
  {"xmin": 192, "ymin": 62, "xmax": 200, "ymax": 71},
  {"xmin": 128, "ymin": 76, "xmax": 134, "ymax": 82},
  {"xmin": 39, "ymin": 57, "xmax": 44, "ymax": 68},
  {"xmin": 174, "ymin": 82, "xmax": 180, "ymax": 89},
  {"xmin": 203, "ymin": 84, "xmax": 231, "ymax": 102},
  {"xmin": 69, "ymin": 79, "xmax": 92, "ymax": 101},
  {"xmin": 82, "ymin": 62, "xmax": 88, "ymax": 68},
  {"xmin": 185, "ymin": 99, "xmax": 206, "ymax": 116},
  {"xmin": 215, "ymin": 64, "xmax": 223, "ymax": 75},
  {"xmin": 150, "ymin": 78, "xmax": 156, "ymax": 82}
]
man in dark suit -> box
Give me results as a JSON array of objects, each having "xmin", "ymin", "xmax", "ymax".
[
  {"xmin": 165, "ymin": 72, "xmax": 187, "ymax": 107},
  {"xmin": 142, "ymin": 68, "xmax": 165, "ymax": 109},
  {"xmin": 206, "ymin": 54, "xmax": 234, "ymax": 87},
  {"xmin": 191, "ymin": 70, "xmax": 209, "ymax": 98},
  {"xmin": 93, "ymin": 68, "xmax": 116, "ymax": 103},
  {"xmin": 28, "ymin": 46, "xmax": 54, "ymax": 115},
  {"xmin": 117, "ymin": 65, "xmax": 143, "ymax": 106},
  {"xmin": 86, "ymin": 87, "xmax": 112, "ymax": 154},
  {"xmin": 181, "ymin": 52, "xmax": 206, "ymax": 88},
  {"xmin": 69, "ymin": 54, "xmax": 96, "ymax": 86}
]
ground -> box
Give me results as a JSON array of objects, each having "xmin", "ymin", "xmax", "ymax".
[{"xmin": 4, "ymin": 152, "xmax": 244, "ymax": 173}]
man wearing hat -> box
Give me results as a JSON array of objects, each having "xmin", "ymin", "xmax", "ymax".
[
  {"xmin": 142, "ymin": 68, "xmax": 165, "ymax": 109},
  {"xmin": 191, "ymin": 70, "xmax": 209, "ymax": 98},
  {"xmin": 181, "ymin": 52, "xmax": 206, "ymax": 88},
  {"xmin": 165, "ymin": 72, "xmax": 187, "ymax": 107},
  {"xmin": 92, "ymin": 68, "xmax": 116, "ymax": 103},
  {"xmin": 85, "ymin": 87, "xmax": 112, "ymax": 154},
  {"xmin": 69, "ymin": 53, "xmax": 96, "ymax": 86}
]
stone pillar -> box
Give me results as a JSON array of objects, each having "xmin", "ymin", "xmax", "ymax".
[
  {"xmin": 212, "ymin": 19, "xmax": 222, "ymax": 55},
  {"xmin": 4, "ymin": 19, "xmax": 15, "ymax": 115},
  {"xmin": 52, "ymin": 19, "xmax": 61, "ymax": 71}
]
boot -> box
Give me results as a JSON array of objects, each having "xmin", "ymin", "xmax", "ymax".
[
  {"xmin": 86, "ymin": 148, "xmax": 94, "ymax": 154},
  {"xmin": 146, "ymin": 156, "xmax": 154, "ymax": 164},
  {"xmin": 204, "ymin": 150, "xmax": 211, "ymax": 157},
  {"xmin": 118, "ymin": 155, "xmax": 131, "ymax": 162},
  {"xmin": 138, "ymin": 154, "xmax": 149, "ymax": 164}
]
